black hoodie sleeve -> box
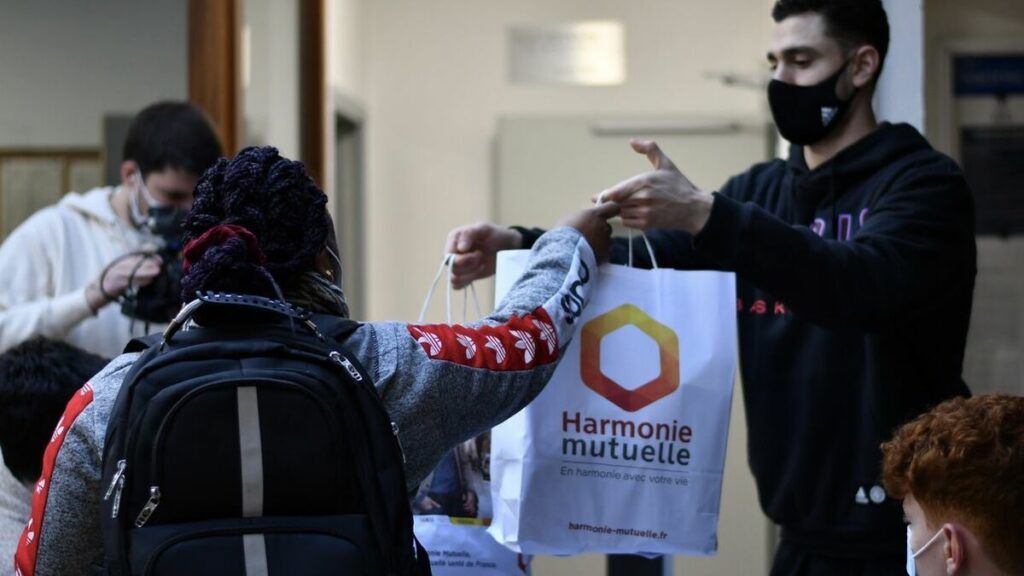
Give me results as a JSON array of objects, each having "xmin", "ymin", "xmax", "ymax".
[
  {"xmin": 604, "ymin": 187, "xmax": 742, "ymax": 270},
  {"xmin": 693, "ymin": 158, "xmax": 976, "ymax": 331},
  {"xmin": 516, "ymin": 226, "xmax": 721, "ymax": 270},
  {"xmin": 606, "ymin": 228, "xmax": 722, "ymax": 270}
]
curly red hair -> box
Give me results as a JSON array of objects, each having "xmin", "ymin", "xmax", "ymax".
[{"xmin": 881, "ymin": 394, "xmax": 1024, "ymax": 575}]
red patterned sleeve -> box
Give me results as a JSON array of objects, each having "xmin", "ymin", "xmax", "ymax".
[{"xmin": 14, "ymin": 382, "xmax": 94, "ymax": 576}]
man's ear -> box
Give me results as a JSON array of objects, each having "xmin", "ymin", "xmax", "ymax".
[
  {"xmin": 119, "ymin": 160, "xmax": 140, "ymax": 187},
  {"xmin": 942, "ymin": 523, "xmax": 965, "ymax": 575},
  {"xmin": 851, "ymin": 45, "xmax": 881, "ymax": 88}
]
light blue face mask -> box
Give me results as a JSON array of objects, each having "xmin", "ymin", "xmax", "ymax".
[{"xmin": 907, "ymin": 525, "xmax": 944, "ymax": 575}]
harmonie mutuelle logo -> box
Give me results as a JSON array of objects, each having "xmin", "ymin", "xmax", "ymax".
[{"xmin": 580, "ymin": 304, "xmax": 679, "ymax": 412}]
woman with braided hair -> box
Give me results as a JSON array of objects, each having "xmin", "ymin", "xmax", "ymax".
[
  {"xmin": 179, "ymin": 146, "xmax": 350, "ymax": 318},
  {"xmin": 15, "ymin": 146, "xmax": 619, "ymax": 575}
]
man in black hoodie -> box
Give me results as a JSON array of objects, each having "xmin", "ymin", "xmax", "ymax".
[{"xmin": 445, "ymin": 1, "xmax": 976, "ymax": 574}]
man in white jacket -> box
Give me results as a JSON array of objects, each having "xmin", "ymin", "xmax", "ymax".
[{"xmin": 0, "ymin": 101, "xmax": 222, "ymax": 360}]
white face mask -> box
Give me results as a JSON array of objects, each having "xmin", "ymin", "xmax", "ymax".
[
  {"xmin": 907, "ymin": 525, "xmax": 944, "ymax": 576},
  {"xmin": 129, "ymin": 172, "xmax": 165, "ymax": 228}
]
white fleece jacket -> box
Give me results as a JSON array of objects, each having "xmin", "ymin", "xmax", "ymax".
[{"xmin": 0, "ymin": 187, "xmax": 160, "ymax": 359}]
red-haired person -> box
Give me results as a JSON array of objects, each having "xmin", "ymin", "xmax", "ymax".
[{"xmin": 881, "ymin": 394, "xmax": 1024, "ymax": 576}]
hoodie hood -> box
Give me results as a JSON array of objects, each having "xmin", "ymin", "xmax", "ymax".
[
  {"xmin": 785, "ymin": 123, "xmax": 934, "ymax": 228},
  {"xmin": 58, "ymin": 186, "xmax": 120, "ymax": 227}
]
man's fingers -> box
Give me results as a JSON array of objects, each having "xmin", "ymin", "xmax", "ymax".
[
  {"xmin": 446, "ymin": 227, "xmax": 477, "ymax": 254},
  {"xmin": 456, "ymin": 225, "xmax": 492, "ymax": 253},
  {"xmin": 456, "ymin": 229, "xmax": 474, "ymax": 253},
  {"xmin": 592, "ymin": 201, "xmax": 621, "ymax": 219},
  {"xmin": 444, "ymin": 229, "xmax": 461, "ymax": 254},
  {"xmin": 620, "ymin": 216, "xmax": 649, "ymax": 230},
  {"xmin": 130, "ymin": 265, "xmax": 163, "ymax": 285},
  {"xmin": 451, "ymin": 267, "xmax": 483, "ymax": 290},
  {"xmin": 112, "ymin": 257, "xmax": 160, "ymax": 276},
  {"xmin": 630, "ymin": 139, "xmax": 678, "ymax": 173},
  {"xmin": 599, "ymin": 173, "xmax": 654, "ymax": 204},
  {"xmin": 619, "ymin": 205, "xmax": 654, "ymax": 229},
  {"xmin": 451, "ymin": 255, "xmax": 486, "ymax": 289},
  {"xmin": 450, "ymin": 251, "xmax": 482, "ymax": 274}
]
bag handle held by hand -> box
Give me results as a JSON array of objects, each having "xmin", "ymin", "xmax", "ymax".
[
  {"xmin": 596, "ymin": 191, "xmax": 659, "ymax": 269},
  {"xmin": 419, "ymin": 253, "xmax": 482, "ymax": 324}
]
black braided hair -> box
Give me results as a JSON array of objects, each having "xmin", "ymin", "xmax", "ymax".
[{"xmin": 180, "ymin": 146, "xmax": 330, "ymax": 302}]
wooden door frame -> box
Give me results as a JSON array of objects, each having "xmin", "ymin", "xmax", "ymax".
[
  {"xmin": 300, "ymin": 0, "xmax": 326, "ymax": 186},
  {"xmin": 188, "ymin": 0, "xmax": 324, "ymax": 173},
  {"xmin": 188, "ymin": 0, "xmax": 241, "ymax": 155}
]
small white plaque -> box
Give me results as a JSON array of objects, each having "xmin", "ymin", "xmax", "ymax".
[{"xmin": 508, "ymin": 21, "xmax": 625, "ymax": 86}]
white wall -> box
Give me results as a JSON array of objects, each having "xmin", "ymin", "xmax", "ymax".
[
  {"xmin": 876, "ymin": 0, "xmax": 924, "ymax": 130},
  {"xmin": 362, "ymin": 0, "xmax": 771, "ymax": 322},
  {"xmin": 0, "ymin": 0, "xmax": 187, "ymax": 147},
  {"xmin": 325, "ymin": 0, "xmax": 367, "ymax": 217},
  {"xmin": 243, "ymin": 0, "xmax": 301, "ymax": 160},
  {"xmin": 329, "ymin": 0, "xmax": 366, "ymax": 103}
]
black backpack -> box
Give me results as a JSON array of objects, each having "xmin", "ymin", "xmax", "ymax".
[{"xmin": 97, "ymin": 292, "xmax": 430, "ymax": 575}]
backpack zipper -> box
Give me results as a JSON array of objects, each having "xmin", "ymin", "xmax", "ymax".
[
  {"xmin": 329, "ymin": 351, "xmax": 363, "ymax": 382},
  {"xmin": 324, "ymin": 349, "xmax": 399, "ymax": 576},
  {"xmin": 134, "ymin": 486, "xmax": 161, "ymax": 527},
  {"xmin": 391, "ymin": 422, "xmax": 406, "ymax": 464},
  {"xmin": 104, "ymin": 459, "xmax": 127, "ymax": 518}
]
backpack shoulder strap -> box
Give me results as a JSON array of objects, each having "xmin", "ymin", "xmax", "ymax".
[
  {"xmin": 312, "ymin": 315, "xmax": 362, "ymax": 343},
  {"xmin": 123, "ymin": 333, "xmax": 163, "ymax": 354},
  {"xmin": 313, "ymin": 316, "xmax": 375, "ymax": 392}
]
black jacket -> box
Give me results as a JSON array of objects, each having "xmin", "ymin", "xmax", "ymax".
[{"xmin": 519, "ymin": 122, "xmax": 976, "ymax": 558}]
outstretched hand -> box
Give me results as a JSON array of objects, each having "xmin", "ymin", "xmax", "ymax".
[
  {"xmin": 444, "ymin": 202, "xmax": 620, "ymax": 289},
  {"xmin": 597, "ymin": 139, "xmax": 714, "ymax": 235},
  {"xmin": 444, "ymin": 224, "xmax": 523, "ymax": 290},
  {"xmin": 554, "ymin": 202, "xmax": 620, "ymax": 263}
]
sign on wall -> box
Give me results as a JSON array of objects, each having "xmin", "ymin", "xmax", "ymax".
[{"xmin": 507, "ymin": 21, "xmax": 625, "ymax": 86}]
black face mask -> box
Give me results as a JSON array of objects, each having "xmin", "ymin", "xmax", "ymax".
[
  {"xmin": 768, "ymin": 59, "xmax": 855, "ymax": 146},
  {"xmin": 146, "ymin": 205, "xmax": 188, "ymax": 240},
  {"xmin": 120, "ymin": 206, "xmax": 188, "ymax": 324}
]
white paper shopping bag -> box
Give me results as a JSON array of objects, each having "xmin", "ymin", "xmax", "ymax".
[
  {"xmin": 412, "ymin": 254, "xmax": 528, "ymax": 574},
  {"xmin": 488, "ymin": 249, "xmax": 737, "ymax": 556}
]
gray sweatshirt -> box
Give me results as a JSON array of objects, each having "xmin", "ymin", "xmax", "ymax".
[{"xmin": 14, "ymin": 227, "xmax": 597, "ymax": 576}]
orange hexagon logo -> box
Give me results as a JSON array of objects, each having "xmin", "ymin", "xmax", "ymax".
[{"xmin": 580, "ymin": 304, "xmax": 679, "ymax": 412}]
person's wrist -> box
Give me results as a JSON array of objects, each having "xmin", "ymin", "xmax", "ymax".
[
  {"xmin": 686, "ymin": 193, "xmax": 715, "ymax": 235},
  {"xmin": 85, "ymin": 281, "xmax": 111, "ymax": 314},
  {"xmin": 506, "ymin": 227, "xmax": 524, "ymax": 250}
]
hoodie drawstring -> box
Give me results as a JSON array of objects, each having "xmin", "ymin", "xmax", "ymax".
[{"xmin": 830, "ymin": 166, "xmax": 838, "ymax": 240}]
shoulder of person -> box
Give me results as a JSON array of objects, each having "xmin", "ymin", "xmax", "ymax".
[
  {"xmin": 56, "ymin": 186, "xmax": 119, "ymax": 225},
  {"xmin": 721, "ymin": 158, "xmax": 788, "ymax": 198},
  {"xmin": 876, "ymin": 124, "xmax": 964, "ymax": 180},
  {"xmin": 81, "ymin": 353, "xmax": 144, "ymax": 435}
]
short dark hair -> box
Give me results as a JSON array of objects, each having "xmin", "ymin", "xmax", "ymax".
[
  {"xmin": 0, "ymin": 339, "xmax": 109, "ymax": 483},
  {"xmin": 122, "ymin": 101, "xmax": 224, "ymax": 178},
  {"xmin": 772, "ymin": 0, "xmax": 890, "ymax": 78}
]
